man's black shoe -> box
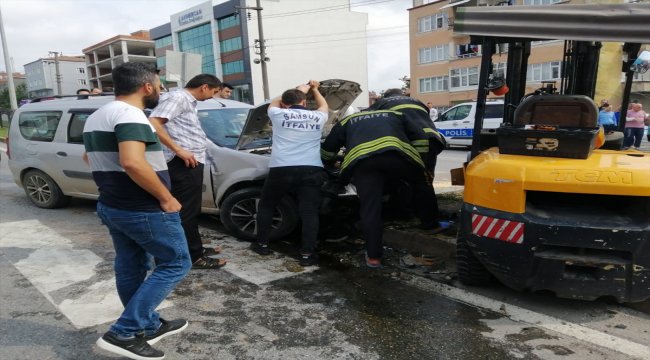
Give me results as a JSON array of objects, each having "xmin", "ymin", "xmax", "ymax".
[
  {"xmin": 96, "ymin": 331, "xmax": 164, "ymax": 360},
  {"xmin": 250, "ymin": 242, "xmax": 272, "ymax": 255},
  {"xmin": 299, "ymin": 253, "xmax": 319, "ymax": 267},
  {"xmin": 144, "ymin": 318, "xmax": 188, "ymax": 345}
]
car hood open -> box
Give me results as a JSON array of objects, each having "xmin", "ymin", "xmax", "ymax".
[{"xmin": 235, "ymin": 79, "xmax": 362, "ymax": 150}]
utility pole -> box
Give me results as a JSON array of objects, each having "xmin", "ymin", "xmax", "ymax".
[
  {"xmin": 237, "ymin": 0, "xmax": 270, "ymax": 101},
  {"xmin": 0, "ymin": 4, "xmax": 17, "ymax": 109},
  {"xmin": 49, "ymin": 51, "xmax": 62, "ymax": 95}
]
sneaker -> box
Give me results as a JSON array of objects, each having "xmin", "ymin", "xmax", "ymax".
[
  {"xmin": 144, "ymin": 318, "xmax": 188, "ymax": 345},
  {"xmin": 250, "ymin": 242, "xmax": 272, "ymax": 255},
  {"xmin": 96, "ymin": 332, "xmax": 164, "ymax": 360},
  {"xmin": 299, "ymin": 253, "xmax": 319, "ymax": 266}
]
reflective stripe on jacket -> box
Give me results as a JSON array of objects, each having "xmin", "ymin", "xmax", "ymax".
[{"xmin": 321, "ymin": 109, "xmax": 428, "ymax": 179}]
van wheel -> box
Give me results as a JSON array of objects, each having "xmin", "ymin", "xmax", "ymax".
[
  {"xmin": 22, "ymin": 169, "xmax": 71, "ymax": 209},
  {"xmin": 456, "ymin": 230, "xmax": 491, "ymax": 285},
  {"xmin": 220, "ymin": 188, "xmax": 298, "ymax": 241}
]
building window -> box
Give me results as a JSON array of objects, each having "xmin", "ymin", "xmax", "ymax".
[
  {"xmin": 417, "ymin": 13, "xmax": 448, "ymax": 33},
  {"xmin": 456, "ymin": 44, "xmax": 480, "ymax": 58},
  {"xmin": 419, "ymin": 76, "xmax": 449, "ymax": 93},
  {"xmin": 493, "ymin": 62, "xmax": 507, "ymax": 78},
  {"xmin": 418, "ymin": 44, "xmax": 448, "ymax": 64},
  {"xmin": 220, "ymin": 37, "xmax": 242, "ymax": 53},
  {"xmin": 155, "ymin": 36, "xmax": 173, "ymax": 48},
  {"xmin": 77, "ymin": 79, "xmax": 87, "ymax": 85},
  {"xmin": 523, "ymin": 0, "xmax": 561, "ymax": 5},
  {"xmin": 222, "ymin": 60, "xmax": 244, "ymax": 75},
  {"xmin": 156, "ymin": 56, "xmax": 166, "ymax": 68},
  {"xmin": 233, "ymin": 84, "xmax": 251, "ymax": 104},
  {"xmin": 217, "ymin": 14, "xmax": 240, "ymax": 31},
  {"xmin": 450, "ymin": 66, "xmax": 479, "ymax": 89},
  {"xmin": 77, "ymin": 67, "xmax": 85, "ymax": 74},
  {"xmin": 178, "ymin": 23, "xmax": 215, "ymax": 74},
  {"xmin": 526, "ymin": 61, "xmax": 561, "ymax": 82}
]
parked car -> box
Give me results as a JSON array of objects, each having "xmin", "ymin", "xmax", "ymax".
[
  {"xmin": 434, "ymin": 100, "xmax": 504, "ymax": 148},
  {"xmin": 6, "ymin": 80, "xmax": 361, "ymax": 241}
]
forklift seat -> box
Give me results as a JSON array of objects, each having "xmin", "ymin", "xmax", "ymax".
[{"xmin": 514, "ymin": 95, "xmax": 599, "ymax": 128}]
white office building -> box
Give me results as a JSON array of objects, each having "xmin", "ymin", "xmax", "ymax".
[
  {"xmin": 150, "ymin": 0, "xmax": 369, "ymax": 105},
  {"xmin": 24, "ymin": 56, "xmax": 88, "ymax": 98}
]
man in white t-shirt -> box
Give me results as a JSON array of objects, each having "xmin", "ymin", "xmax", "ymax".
[
  {"xmin": 250, "ymin": 80, "xmax": 328, "ymax": 266},
  {"xmin": 427, "ymin": 102, "xmax": 438, "ymax": 121}
]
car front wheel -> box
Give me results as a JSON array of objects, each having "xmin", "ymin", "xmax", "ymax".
[
  {"xmin": 219, "ymin": 187, "xmax": 298, "ymax": 241},
  {"xmin": 22, "ymin": 169, "xmax": 71, "ymax": 209}
]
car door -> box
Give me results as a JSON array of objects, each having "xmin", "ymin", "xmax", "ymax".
[
  {"xmin": 435, "ymin": 104, "xmax": 473, "ymax": 146},
  {"xmin": 55, "ymin": 110, "xmax": 98, "ymax": 197},
  {"xmin": 13, "ymin": 110, "xmax": 66, "ymax": 180}
]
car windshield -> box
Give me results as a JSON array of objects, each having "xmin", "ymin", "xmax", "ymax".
[{"xmin": 198, "ymin": 108, "xmax": 271, "ymax": 149}]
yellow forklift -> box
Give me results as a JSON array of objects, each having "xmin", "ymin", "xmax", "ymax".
[{"xmin": 452, "ymin": 3, "xmax": 650, "ymax": 302}]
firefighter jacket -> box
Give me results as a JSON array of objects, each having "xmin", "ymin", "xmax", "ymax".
[
  {"xmin": 369, "ymin": 96, "xmax": 446, "ymax": 170},
  {"xmin": 321, "ymin": 109, "xmax": 430, "ymax": 180}
]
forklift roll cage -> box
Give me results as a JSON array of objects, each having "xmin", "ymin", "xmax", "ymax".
[{"xmin": 453, "ymin": 3, "xmax": 650, "ymax": 160}]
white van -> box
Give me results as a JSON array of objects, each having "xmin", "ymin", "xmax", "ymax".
[
  {"xmin": 6, "ymin": 79, "xmax": 361, "ymax": 241},
  {"xmin": 434, "ymin": 100, "xmax": 504, "ymax": 147}
]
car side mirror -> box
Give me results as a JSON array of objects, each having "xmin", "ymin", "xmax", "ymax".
[{"xmin": 630, "ymin": 50, "xmax": 650, "ymax": 74}]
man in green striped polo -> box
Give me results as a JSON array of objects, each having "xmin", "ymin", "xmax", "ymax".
[{"xmin": 83, "ymin": 62, "xmax": 191, "ymax": 360}]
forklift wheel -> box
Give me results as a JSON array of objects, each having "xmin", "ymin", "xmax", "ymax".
[{"xmin": 456, "ymin": 233, "xmax": 491, "ymax": 286}]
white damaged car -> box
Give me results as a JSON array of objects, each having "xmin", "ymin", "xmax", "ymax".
[{"xmin": 7, "ymin": 79, "xmax": 361, "ymax": 240}]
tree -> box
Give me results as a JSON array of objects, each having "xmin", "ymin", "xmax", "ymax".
[
  {"xmin": 399, "ymin": 76, "xmax": 410, "ymax": 91},
  {"xmin": 0, "ymin": 83, "xmax": 28, "ymax": 109}
]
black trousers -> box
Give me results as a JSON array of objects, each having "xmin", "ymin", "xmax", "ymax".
[
  {"xmin": 257, "ymin": 166, "xmax": 325, "ymax": 253},
  {"xmin": 351, "ymin": 151, "xmax": 439, "ymax": 259},
  {"xmin": 167, "ymin": 156, "xmax": 204, "ymax": 263}
]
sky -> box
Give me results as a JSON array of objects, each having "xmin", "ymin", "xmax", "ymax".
[{"xmin": 0, "ymin": 0, "xmax": 412, "ymax": 93}]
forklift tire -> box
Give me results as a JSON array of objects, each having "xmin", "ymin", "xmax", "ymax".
[{"xmin": 456, "ymin": 233, "xmax": 491, "ymax": 286}]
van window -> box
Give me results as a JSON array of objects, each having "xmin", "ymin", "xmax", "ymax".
[
  {"xmin": 18, "ymin": 111, "xmax": 62, "ymax": 142},
  {"xmin": 485, "ymin": 104, "xmax": 504, "ymax": 119},
  {"xmin": 444, "ymin": 105, "xmax": 472, "ymax": 121},
  {"xmin": 68, "ymin": 113, "xmax": 91, "ymax": 144}
]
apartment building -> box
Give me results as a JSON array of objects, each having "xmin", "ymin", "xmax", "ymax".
[
  {"xmin": 0, "ymin": 72, "xmax": 26, "ymax": 91},
  {"xmin": 24, "ymin": 56, "xmax": 88, "ymax": 97},
  {"xmin": 83, "ymin": 31, "xmax": 156, "ymax": 91},
  {"xmin": 150, "ymin": 0, "xmax": 369, "ymax": 105},
  {"xmin": 409, "ymin": 0, "xmax": 650, "ymax": 111}
]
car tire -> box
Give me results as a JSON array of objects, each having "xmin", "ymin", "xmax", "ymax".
[
  {"xmin": 456, "ymin": 228, "xmax": 491, "ymax": 286},
  {"xmin": 219, "ymin": 187, "xmax": 298, "ymax": 241},
  {"xmin": 22, "ymin": 169, "xmax": 71, "ymax": 209}
]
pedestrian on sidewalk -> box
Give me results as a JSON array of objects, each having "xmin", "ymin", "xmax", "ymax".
[
  {"xmin": 83, "ymin": 62, "xmax": 191, "ymax": 360},
  {"xmin": 623, "ymin": 102, "xmax": 647, "ymax": 150},
  {"xmin": 250, "ymin": 80, "xmax": 329, "ymax": 266},
  {"xmin": 149, "ymin": 74, "xmax": 227, "ymax": 269}
]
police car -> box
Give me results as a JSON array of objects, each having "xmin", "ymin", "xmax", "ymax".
[{"xmin": 434, "ymin": 100, "xmax": 504, "ymax": 148}]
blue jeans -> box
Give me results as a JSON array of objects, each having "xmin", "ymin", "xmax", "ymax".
[
  {"xmin": 623, "ymin": 127, "xmax": 644, "ymax": 148},
  {"xmin": 97, "ymin": 202, "xmax": 191, "ymax": 337}
]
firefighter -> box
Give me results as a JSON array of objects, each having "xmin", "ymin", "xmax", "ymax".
[{"xmin": 321, "ymin": 108, "xmax": 439, "ymax": 268}]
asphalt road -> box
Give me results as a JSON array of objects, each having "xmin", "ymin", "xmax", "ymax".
[{"xmin": 1, "ymin": 144, "xmax": 649, "ymax": 360}]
